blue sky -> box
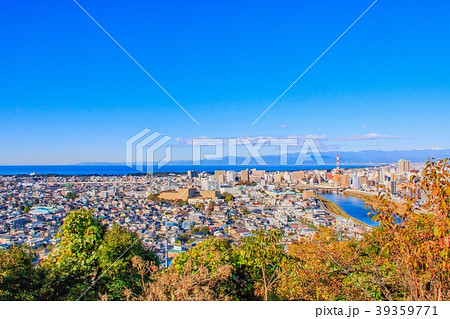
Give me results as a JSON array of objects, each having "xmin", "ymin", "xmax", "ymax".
[{"xmin": 1, "ymin": 0, "xmax": 449, "ymax": 164}]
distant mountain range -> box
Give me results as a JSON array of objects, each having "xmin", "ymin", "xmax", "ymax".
[
  {"xmin": 317, "ymin": 149, "xmax": 450, "ymax": 165},
  {"xmin": 77, "ymin": 149, "xmax": 450, "ymax": 166}
]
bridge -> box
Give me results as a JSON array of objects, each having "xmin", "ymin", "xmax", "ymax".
[{"xmin": 296, "ymin": 185, "xmax": 345, "ymax": 192}]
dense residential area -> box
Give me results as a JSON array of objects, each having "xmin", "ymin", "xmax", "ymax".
[
  {"xmin": 1, "ymin": 166, "xmax": 449, "ymax": 301},
  {"xmin": 0, "ymin": 159, "xmax": 426, "ymax": 266}
]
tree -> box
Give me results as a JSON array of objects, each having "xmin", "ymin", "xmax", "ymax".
[
  {"xmin": 366, "ymin": 159, "xmax": 450, "ymax": 300},
  {"xmin": 97, "ymin": 225, "xmax": 158, "ymax": 300},
  {"xmin": 170, "ymin": 237, "xmax": 238, "ymax": 298},
  {"xmin": 45, "ymin": 209, "xmax": 104, "ymax": 273},
  {"xmin": 42, "ymin": 209, "xmax": 105, "ymax": 300},
  {"xmin": 194, "ymin": 203, "xmax": 205, "ymax": 210},
  {"xmin": 207, "ymin": 201, "xmax": 216, "ymax": 212},
  {"xmin": 223, "ymin": 193, "xmax": 234, "ymax": 202},
  {"xmin": 276, "ymin": 228, "xmax": 371, "ymax": 301},
  {"xmin": 2, "ymin": 159, "xmax": 449, "ymax": 301},
  {"xmin": 42, "ymin": 209, "xmax": 159, "ymax": 300},
  {"xmin": 147, "ymin": 193, "xmax": 160, "ymax": 202},
  {"xmin": 0, "ymin": 246, "xmax": 44, "ymax": 300},
  {"xmin": 191, "ymin": 225, "xmax": 210, "ymax": 235},
  {"xmin": 65, "ymin": 192, "xmax": 77, "ymax": 200},
  {"xmin": 132, "ymin": 256, "xmax": 232, "ymax": 301},
  {"xmin": 176, "ymin": 233, "xmax": 191, "ymax": 244},
  {"xmin": 235, "ymin": 229, "xmax": 288, "ymax": 300}
]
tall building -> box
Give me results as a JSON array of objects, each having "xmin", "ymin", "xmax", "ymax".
[
  {"xmin": 202, "ymin": 176, "xmax": 220, "ymax": 191},
  {"xmin": 341, "ymin": 174, "xmax": 350, "ymax": 188},
  {"xmin": 390, "ymin": 181, "xmax": 397, "ymax": 194},
  {"xmin": 250, "ymin": 169, "xmax": 265, "ymax": 182},
  {"xmin": 226, "ymin": 170, "xmax": 237, "ymax": 183},
  {"xmin": 360, "ymin": 176, "xmax": 368, "ymax": 187},
  {"xmin": 350, "ymin": 175, "xmax": 360, "ymax": 189},
  {"xmin": 214, "ymin": 170, "xmax": 226, "ymax": 184},
  {"xmin": 187, "ymin": 170, "xmax": 198, "ymax": 179},
  {"xmin": 333, "ymin": 173, "xmax": 342, "ymax": 184},
  {"xmin": 292, "ymin": 171, "xmax": 306, "ymax": 182},
  {"xmin": 274, "ymin": 174, "xmax": 282, "ymax": 184},
  {"xmin": 390, "ymin": 173, "xmax": 396, "ymax": 182},
  {"xmin": 240, "ymin": 169, "xmax": 249, "ymax": 183},
  {"xmin": 398, "ymin": 159, "xmax": 411, "ymax": 173}
]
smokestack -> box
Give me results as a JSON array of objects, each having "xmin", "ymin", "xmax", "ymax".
[{"xmin": 336, "ymin": 154, "xmax": 340, "ymax": 170}]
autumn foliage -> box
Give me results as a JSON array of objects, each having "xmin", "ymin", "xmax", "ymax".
[
  {"xmin": 0, "ymin": 159, "xmax": 449, "ymax": 300},
  {"xmin": 366, "ymin": 159, "xmax": 449, "ymax": 300}
]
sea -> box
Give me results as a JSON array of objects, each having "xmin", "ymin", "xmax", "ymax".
[{"xmin": 0, "ymin": 164, "xmax": 368, "ymax": 176}]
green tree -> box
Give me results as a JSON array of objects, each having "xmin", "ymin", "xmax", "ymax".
[
  {"xmin": 171, "ymin": 237, "xmax": 233, "ymax": 274},
  {"xmin": 147, "ymin": 193, "xmax": 160, "ymax": 201},
  {"xmin": 42, "ymin": 209, "xmax": 105, "ymax": 300},
  {"xmin": 22, "ymin": 205, "xmax": 31, "ymax": 214},
  {"xmin": 170, "ymin": 237, "xmax": 237, "ymax": 298},
  {"xmin": 223, "ymin": 193, "xmax": 234, "ymax": 202},
  {"xmin": 45, "ymin": 209, "xmax": 104, "ymax": 273},
  {"xmin": 235, "ymin": 229, "xmax": 288, "ymax": 300},
  {"xmin": 176, "ymin": 233, "xmax": 191, "ymax": 244},
  {"xmin": 65, "ymin": 192, "xmax": 77, "ymax": 200},
  {"xmin": 0, "ymin": 246, "xmax": 44, "ymax": 300},
  {"xmin": 97, "ymin": 225, "xmax": 158, "ymax": 300},
  {"xmin": 191, "ymin": 226, "xmax": 210, "ymax": 235},
  {"xmin": 42, "ymin": 210, "xmax": 159, "ymax": 300}
]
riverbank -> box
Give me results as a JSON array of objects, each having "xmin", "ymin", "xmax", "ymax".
[
  {"xmin": 316, "ymin": 194, "xmax": 370, "ymax": 227},
  {"xmin": 343, "ymin": 189, "xmax": 378, "ymax": 207},
  {"xmin": 343, "ymin": 189, "xmax": 411, "ymax": 216}
]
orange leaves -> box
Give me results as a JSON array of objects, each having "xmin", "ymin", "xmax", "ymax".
[{"xmin": 363, "ymin": 159, "xmax": 450, "ymax": 300}]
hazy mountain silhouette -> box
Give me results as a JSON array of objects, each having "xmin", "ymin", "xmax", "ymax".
[{"xmin": 77, "ymin": 149, "xmax": 450, "ymax": 166}]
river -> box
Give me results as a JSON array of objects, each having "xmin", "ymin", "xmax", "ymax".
[{"xmin": 321, "ymin": 193, "xmax": 378, "ymax": 227}]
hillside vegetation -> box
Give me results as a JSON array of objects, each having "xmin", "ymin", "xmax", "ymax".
[{"xmin": 1, "ymin": 159, "xmax": 449, "ymax": 301}]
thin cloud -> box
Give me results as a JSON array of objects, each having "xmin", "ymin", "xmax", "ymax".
[
  {"xmin": 174, "ymin": 134, "xmax": 329, "ymax": 146},
  {"xmin": 341, "ymin": 133, "xmax": 403, "ymax": 141},
  {"xmin": 304, "ymin": 134, "xmax": 329, "ymax": 141},
  {"xmin": 174, "ymin": 133, "xmax": 402, "ymax": 149}
]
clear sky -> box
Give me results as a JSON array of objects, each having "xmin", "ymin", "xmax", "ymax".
[{"xmin": 1, "ymin": 0, "xmax": 449, "ymax": 164}]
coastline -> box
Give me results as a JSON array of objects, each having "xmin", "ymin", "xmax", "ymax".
[{"xmin": 0, "ymin": 164, "xmax": 372, "ymax": 176}]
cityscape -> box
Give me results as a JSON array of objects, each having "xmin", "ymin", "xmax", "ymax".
[
  {"xmin": 1, "ymin": 0, "xmax": 449, "ymax": 314},
  {"xmin": 0, "ymin": 157, "xmax": 422, "ymax": 266}
]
